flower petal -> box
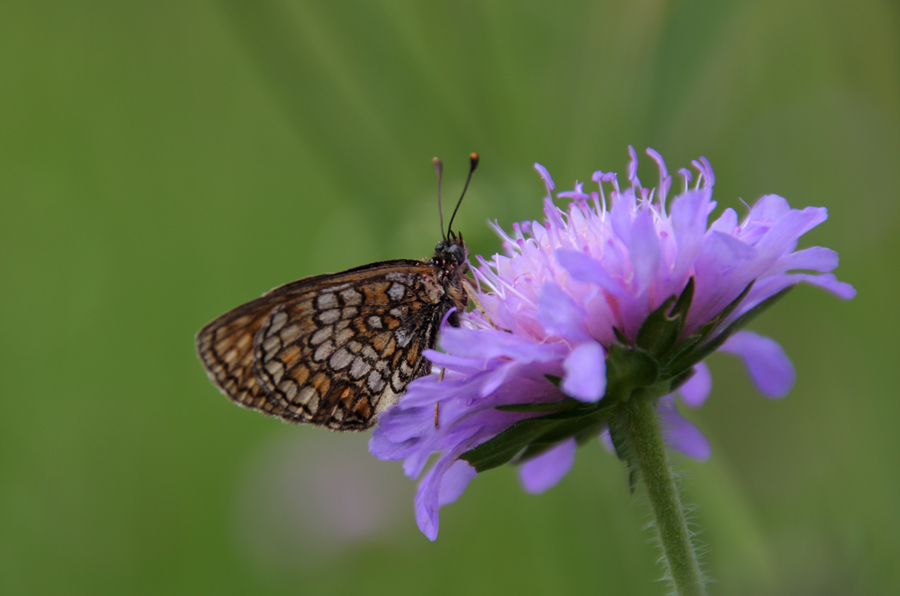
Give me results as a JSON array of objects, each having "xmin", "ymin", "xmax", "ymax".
[
  {"xmin": 518, "ymin": 439, "xmax": 577, "ymax": 494},
  {"xmin": 414, "ymin": 455, "xmax": 453, "ymax": 541},
  {"xmin": 562, "ymin": 342, "xmax": 607, "ymax": 402},
  {"xmin": 677, "ymin": 362, "xmax": 712, "ymax": 408},
  {"xmin": 788, "ymin": 272, "xmax": 857, "ymax": 300},
  {"xmin": 375, "ymin": 402, "xmax": 436, "ymax": 444},
  {"xmin": 629, "ymin": 209, "xmax": 662, "ymax": 294},
  {"xmin": 659, "ymin": 397, "xmax": 711, "ymax": 461},
  {"xmin": 438, "ymin": 327, "xmax": 566, "ymax": 362},
  {"xmin": 537, "ymin": 283, "xmax": 591, "ymax": 342},
  {"xmin": 555, "ymin": 249, "xmax": 627, "ymax": 297},
  {"xmin": 370, "ymin": 421, "xmax": 420, "ymax": 461},
  {"xmin": 534, "ymin": 163, "xmax": 556, "ymax": 193},
  {"xmin": 438, "ymin": 460, "xmax": 478, "ymax": 506},
  {"xmin": 719, "ymin": 331, "xmax": 795, "ymax": 398},
  {"xmin": 709, "ymin": 206, "xmax": 738, "ymax": 234},
  {"xmin": 754, "ymin": 206, "xmax": 828, "ymax": 259},
  {"xmin": 670, "ymin": 189, "xmax": 714, "ymax": 281},
  {"xmin": 778, "ymin": 246, "xmax": 839, "ymax": 273}
]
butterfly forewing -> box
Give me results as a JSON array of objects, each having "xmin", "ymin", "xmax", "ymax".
[{"xmin": 196, "ymin": 259, "xmax": 461, "ymax": 430}]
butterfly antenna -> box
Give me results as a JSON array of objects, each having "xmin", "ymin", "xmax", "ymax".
[
  {"xmin": 434, "ymin": 157, "xmax": 446, "ymax": 241},
  {"xmin": 447, "ymin": 152, "xmax": 479, "ymax": 237}
]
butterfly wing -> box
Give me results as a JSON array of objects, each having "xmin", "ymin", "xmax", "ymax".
[{"xmin": 196, "ymin": 260, "xmax": 452, "ymax": 430}]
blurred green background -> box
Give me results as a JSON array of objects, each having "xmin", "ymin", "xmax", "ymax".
[{"xmin": 2, "ymin": 1, "xmax": 897, "ymax": 594}]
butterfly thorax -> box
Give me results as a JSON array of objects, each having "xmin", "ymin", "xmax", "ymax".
[{"xmin": 432, "ymin": 233, "xmax": 470, "ymax": 328}]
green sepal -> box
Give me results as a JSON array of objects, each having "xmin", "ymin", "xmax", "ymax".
[
  {"xmin": 459, "ymin": 404, "xmax": 617, "ymax": 472},
  {"xmin": 712, "ymin": 279, "xmax": 755, "ymax": 319},
  {"xmin": 657, "ymin": 281, "xmax": 754, "ymax": 371},
  {"xmin": 515, "ymin": 417, "xmax": 607, "ymax": 463},
  {"xmin": 725, "ymin": 284, "xmax": 793, "ymax": 334},
  {"xmin": 627, "ymin": 467, "xmax": 640, "ymax": 494},
  {"xmin": 496, "ymin": 398, "xmax": 583, "ymax": 413},
  {"xmin": 636, "ymin": 294, "xmax": 679, "ymax": 354},
  {"xmin": 606, "ymin": 411, "xmax": 640, "ymax": 493},
  {"xmin": 665, "ymin": 285, "xmax": 793, "ymax": 375},
  {"xmin": 635, "ymin": 278, "xmax": 695, "ymax": 359},
  {"xmin": 667, "ymin": 366, "xmax": 697, "ymax": 394},
  {"xmin": 670, "ymin": 277, "xmax": 695, "ymax": 322},
  {"xmin": 516, "ymin": 442, "xmax": 557, "ymax": 463},
  {"xmin": 603, "ymin": 343, "xmax": 661, "ymax": 403},
  {"xmin": 689, "ymin": 281, "xmax": 754, "ymax": 344}
]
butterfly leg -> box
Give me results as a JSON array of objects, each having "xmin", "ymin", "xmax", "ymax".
[
  {"xmin": 433, "ymin": 366, "xmax": 447, "ymax": 429},
  {"xmin": 463, "ymin": 279, "xmax": 501, "ymax": 329}
]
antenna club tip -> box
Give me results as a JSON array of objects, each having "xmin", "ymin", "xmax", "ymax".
[{"xmin": 469, "ymin": 152, "xmax": 480, "ymax": 170}]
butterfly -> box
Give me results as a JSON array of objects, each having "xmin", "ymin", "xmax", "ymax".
[{"xmin": 195, "ymin": 153, "xmax": 479, "ymax": 431}]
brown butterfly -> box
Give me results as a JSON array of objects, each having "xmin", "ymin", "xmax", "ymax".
[{"xmin": 195, "ymin": 154, "xmax": 479, "ymax": 430}]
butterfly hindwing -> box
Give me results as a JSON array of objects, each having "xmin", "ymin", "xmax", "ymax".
[{"xmin": 196, "ymin": 260, "xmax": 457, "ymax": 430}]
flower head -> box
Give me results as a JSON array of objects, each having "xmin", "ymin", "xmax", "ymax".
[{"xmin": 370, "ymin": 147, "xmax": 855, "ymax": 540}]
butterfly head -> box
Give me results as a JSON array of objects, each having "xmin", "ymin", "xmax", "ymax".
[{"xmin": 434, "ymin": 231, "xmax": 469, "ymax": 271}]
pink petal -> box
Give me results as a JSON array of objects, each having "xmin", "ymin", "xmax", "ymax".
[
  {"xmin": 746, "ymin": 194, "xmax": 791, "ymax": 222},
  {"xmin": 754, "ymin": 207, "xmax": 828, "ymax": 258},
  {"xmin": 415, "ymin": 454, "xmax": 475, "ymax": 541},
  {"xmin": 562, "ymin": 342, "xmax": 607, "ymax": 402},
  {"xmin": 789, "ymin": 272, "xmax": 857, "ymax": 300},
  {"xmin": 778, "ymin": 246, "xmax": 839, "ymax": 273},
  {"xmin": 556, "ymin": 249, "xmax": 628, "ymax": 298},
  {"xmin": 629, "ymin": 209, "xmax": 661, "ymax": 295},
  {"xmin": 537, "ymin": 283, "xmax": 592, "ymax": 342},
  {"xmin": 677, "ymin": 362, "xmax": 712, "ymax": 408},
  {"xmin": 670, "ymin": 189, "xmax": 713, "ymax": 280},
  {"xmin": 438, "ymin": 327, "xmax": 566, "ymax": 362},
  {"xmin": 438, "ymin": 460, "xmax": 478, "ymax": 506},
  {"xmin": 658, "ymin": 397, "xmax": 711, "ymax": 461},
  {"xmin": 518, "ymin": 439, "xmax": 577, "ymax": 494},
  {"xmin": 719, "ymin": 331, "xmax": 795, "ymax": 398},
  {"xmin": 534, "ymin": 163, "xmax": 555, "ymax": 196}
]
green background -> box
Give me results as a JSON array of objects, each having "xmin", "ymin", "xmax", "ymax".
[{"xmin": 2, "ymin": 1, "xmax": 896, "ymax": 594}]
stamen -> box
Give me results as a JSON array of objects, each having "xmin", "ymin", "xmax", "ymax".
[
  {"xmin": 646, "ymin": 148, "xmax": 672, "ymax": 215},
  {"xmin": 591, "ymin": 171, "xmax": 608, "ymax": 214},
  {"xmin": 678, "ymin": 168, "xmax": 692, "ymax": 193},
  {"xmin": 533, "ymin": 163, "xmax": 556, "ymax": 199},
  {"xmin": 543, "ymin": 197, "xmax": 567, "ymax": 231},
  {"xmin": 698, "ymin": 156, "xmax": 715, "ymax": 187},
  {"xmin": 511, "ymin": 222, "xmax": 525, "ymax": 241},
  {"xmin": 590, "ymin": 191, "xmax": 602, "ymax": 214},
  {"xmin": 607, "ymin": 172, "xmax": 621, "ymax": 196},
  {"xmin": 627, "ymin": 145, "xmax": 640, "ymax": 188},
  {"xmin": 557, "ymin": 182, "xmax": 590, "ymax": 202},
  {"xmin": 489, "ymin": 220, "xmax": 517, "ymax": 246}
]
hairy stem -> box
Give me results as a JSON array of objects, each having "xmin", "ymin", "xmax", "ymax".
[{"xmin": 622, "ymin": 397, "xmax": 706, "ymax": 596}]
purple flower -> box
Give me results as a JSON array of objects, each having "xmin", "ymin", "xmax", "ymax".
[{"xmin": 370, "ymin": 147, "xmax": 855, "ymax": 540}]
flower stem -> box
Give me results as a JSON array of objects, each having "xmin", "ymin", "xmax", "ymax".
[{"xmin": 622, "ymin": 396, "xmax": 707, "ymax": 596}]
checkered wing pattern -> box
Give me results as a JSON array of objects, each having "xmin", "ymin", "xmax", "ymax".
[{"xmin": 196, "ymin": 260, "xmax": 457, "ymax": 430}]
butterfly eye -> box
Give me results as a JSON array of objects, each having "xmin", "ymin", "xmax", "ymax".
[{"xmin": 446, "ymin": 244, "xmax": 465, "ymax": 264}]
